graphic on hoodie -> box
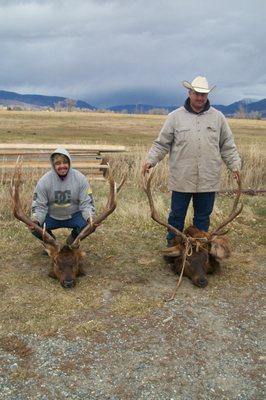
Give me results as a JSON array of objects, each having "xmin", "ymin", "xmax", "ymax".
[{"xmin": 54, "ymin": 190, "xmax": 71, "ymax": 206}]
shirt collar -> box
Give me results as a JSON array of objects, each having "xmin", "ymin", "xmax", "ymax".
[{"xmin": 184, "ymin": 97, "xmax": 210, "ymax": 114}]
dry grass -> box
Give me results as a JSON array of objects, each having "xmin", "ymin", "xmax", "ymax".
[
  {"xmin": 0, "ymin": 110, "xmax": 163, "ymax": 147},
  {"xmin": 0, "ymin": 336, "xmax": 32, "ymax": 358},
  {"xmin": 0, "ymin": 110, "xmax": 265, "ymax": 147},
  {"xmin": 0, "ymin": 111, "xmax": 265, "ymax": 339}
]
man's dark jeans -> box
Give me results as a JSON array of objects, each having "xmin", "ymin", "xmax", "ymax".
[
  {"xmin": 32, "ymin": 211, "xmax": 87, "ymax": 241},
  {"xmin": 167, "ymin": 191, "xmax": 216, "ymax": 241}
]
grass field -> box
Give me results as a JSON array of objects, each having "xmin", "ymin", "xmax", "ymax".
[
  {"xmin": 0, "ymin": 110, "xmax": 265, "ymax": 147},
  {"xmin": 0, "ymin": 110, "xmax": 265, "ymax": 189},
  {"xmin": 0, "ymin": 110, "xmax": 265, "ymax": 398},
  {"xmin": 1, "ymin": 109, "xmax": 265, "ymax": 330}
]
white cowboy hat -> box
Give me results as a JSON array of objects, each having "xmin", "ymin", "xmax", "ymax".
[{"xmin": 182, "ymin": 76, "xmax": 216, "ymax": 93}]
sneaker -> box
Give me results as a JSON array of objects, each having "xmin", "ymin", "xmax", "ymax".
[{"xmin": 66, "ymin": 233, "xmax": 75, "ymax": 246}]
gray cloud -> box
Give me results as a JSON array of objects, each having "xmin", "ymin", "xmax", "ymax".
[{"xmin": 0, "ymin": 0, "xmax": 265, "ymax": 106}]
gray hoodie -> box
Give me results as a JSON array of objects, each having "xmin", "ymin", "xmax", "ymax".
[{"xmin": 31, "ymin": 148, "xmax": 95, "ymax": 224}]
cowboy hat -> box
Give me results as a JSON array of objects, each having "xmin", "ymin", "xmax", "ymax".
[{"xmin": 182, "ymin": 76, "xmax": 216, "ymax": 93}]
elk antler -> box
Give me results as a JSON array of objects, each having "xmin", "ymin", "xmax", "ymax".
[
  {"xmin": 143, "ymin": 168, "xmax": 188, "ymax": 242},
  {"xmin": 210, "ymin": 173, "xmax": 243, "ymax": 236},
  {"xmin": 71, "ymin": 165, "xmax": 126, "ymax": 248},
  {"xmin": 10, "ymin": 165, "xmax": 58, "ymax": 247},
  {"xmin": 116, "ymin": 172, "xmax": 127, "ymax": 194}
]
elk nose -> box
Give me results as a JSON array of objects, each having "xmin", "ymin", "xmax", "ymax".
[
  {"xmin": 198, "ymin": 277, "xmax": 208, "ymax": 287},
  {"xmin": 62, "ymin": 280, "xmax": 74, "ymax": 289}
]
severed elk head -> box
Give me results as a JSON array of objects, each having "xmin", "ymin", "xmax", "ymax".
[
  {"xmin": 10, "ymin": 164, "xmax": 126, "ymax": 288},
  {"xmin": 143, "ymin": 169, "xmax": 243, "ymax": 288}
]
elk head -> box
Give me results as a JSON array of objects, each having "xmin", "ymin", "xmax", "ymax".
[
  {"xmin": 10, "ymin": 164, "xmax": 127, "ymax": 288},
  {"xmin": 143, "ymin": 169, "xmax": 243, "ymax": 288},
  {"xmin": 41, "ymin": 244, "xmax": 85, "ymax": 288}
]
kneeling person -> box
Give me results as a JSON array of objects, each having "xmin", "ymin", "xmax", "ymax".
[{"xmin": 31, "ymin": 147, "xmax": 95, "ymax": 245}]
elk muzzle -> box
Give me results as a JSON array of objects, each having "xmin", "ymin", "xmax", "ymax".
[
  {"xmin": 192, "ymin": 273, "xmax": 208, "ymax": 288},
  {"xmin": 173, "ymin": 251, "xmax": 209, "ymax": 288},
  {"xmin": 50, "ymin": 245, "xmax": 85, "ymax": 289},
  {"xmin": 187, "ymin": 254, "xmax": 209, "ymax": 288},
  {"xmin": 55, "ymin": 263, "xmax": 78, "ymax": 289},
  {"xmin": 60, "ymin": 276, "xmax": 76, "ymax": 289}
]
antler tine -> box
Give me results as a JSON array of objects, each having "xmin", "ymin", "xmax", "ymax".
[
  {"xmin": 103, "ymin": 157, "xmax": 127, "ymax": 194},
  {"xmin": 10, "ymin": 166, "xmax": 58, "ymax": 247},
  {"xmin": 116, "ymin": 172, "xmax": 127, "ymax": 193},
  {"xmin": 143, "ymin": 169, "xmax": 188, "ymax": 241},
  {"xmin": 210, "ymin": 173, "xmax": 243, "ymax": 236},
  {"xmin": 71, "ymin": 166, "xmax": 117, "ymax": 247},
  {"xmin": 210, "ymin": 203, "xmax": 243, "ymax": 236}
]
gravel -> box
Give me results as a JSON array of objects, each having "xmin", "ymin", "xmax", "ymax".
[{"xmin": 1, "ymin": 259, "xmax": 265, "ymax": 400}]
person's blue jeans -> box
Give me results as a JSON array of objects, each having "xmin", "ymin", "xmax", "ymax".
[
  {"xmin": 32, "ymin": 211, "xmax": 87, "ymax": 241},
  {"xmin": 167, "ymin": 191, "xmax": 216, "ymax": 241}
]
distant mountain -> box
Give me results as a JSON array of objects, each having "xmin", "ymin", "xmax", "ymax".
[
  {"xmin": 107, "ymin": 99, "xmax": 266, "ymax": 117},
  {"xmin": 246, "ymin": 98, "xmax": 266, "ymax": 113},
  {"xmin": 0, "ymin": 90, "xmax": 265, "ymax": 117},
  {"xmin": 214, "ymin": 99, "xmax": 265, "ymax": 116},
  {"xmin": 0, "ymin": 90, "xmax": 95, "ymax": 110}
]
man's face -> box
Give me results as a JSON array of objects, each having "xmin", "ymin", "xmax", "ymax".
[
  {"xmin": 53, "ymin": 155, "xmax": 70, "ymax": 177},
  {"xmin": 189, "ymin": 90, "xmax": 208, "ymax": 111}
]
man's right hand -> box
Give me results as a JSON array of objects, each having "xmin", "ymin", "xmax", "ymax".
[{"xmin": 142, "ymin": 162, "xmax": 152, "ymax": 176}]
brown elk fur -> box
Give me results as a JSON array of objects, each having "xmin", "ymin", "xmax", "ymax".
[
  {"xmin": 171, "ymin": 250, "xmax": 220, "ymax": 288},
  {"xmin": 165, "ymin": 225, "xmax": 229, "ymax": 288},
  {"xmin": 210, "ymin": 236, "xmax": 231, "ymax": 260},
  {"xmin": 184, "ymin": 225, "xmax": 210, "ymax": 240},
  {"xmin": 45, "ymin": 244, "xmax": 86, "ymax": 288}
]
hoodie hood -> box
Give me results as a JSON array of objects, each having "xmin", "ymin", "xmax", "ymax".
[{"xmin": 50, "ymin": 147, "xmax": 71, "ymax": 170}]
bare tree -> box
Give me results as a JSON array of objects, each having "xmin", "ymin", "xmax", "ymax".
[
  {"xmin": 234, "ymin": 104, "xmax": 247, "ymax": 119},
  {"xmin": 65, "ymin": 99, "xmax": 76, "ymax": 112},
  {"xmin": 148, "ymin": 108, "xmax": 168, "ymax": 115},
  {"xmin": 54, "ymin": 101, "xmax": 64, "ymax": 112}
]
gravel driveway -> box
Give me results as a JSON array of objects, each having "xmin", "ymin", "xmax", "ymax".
[{"xmin": 1, "ymin": 255, "xmax": 265, "ymax": 400}]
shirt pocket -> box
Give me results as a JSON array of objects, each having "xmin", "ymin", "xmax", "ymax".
[
  {"xmin": 174, "ymin": 126, "xmax": 190, "ymax": 143},
  {"xmin": 206, "ymin": 124, "xmax": 219, "ymax": 144}
]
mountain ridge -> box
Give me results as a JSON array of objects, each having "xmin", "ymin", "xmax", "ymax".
[
  {"xmin": 0, "ymin": 90, "xmax": 265, "ymax": 117},
  {"xmin": 0, "ymin": 90, "xmax": 95, "ymax": 110}
]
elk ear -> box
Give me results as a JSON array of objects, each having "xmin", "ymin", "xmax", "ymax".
[
  {"xmin": 43, "ymin": 243, "xmax": 60, "ymax": 258},
  {"xmin": 79, "ymin": 250, "xmax": 86, "ymax": 258},
  {"xmin": 210, "ymin": 237, "xmax": 231, "ymax": 260},
  {"xmin": 74, "ymin": 249, "xmax": 86, "ymax": 258}
]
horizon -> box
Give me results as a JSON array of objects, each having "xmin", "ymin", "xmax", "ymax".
[{"xmin": 0, "ymin": 88, "xmax": 264, "ymax": 109}]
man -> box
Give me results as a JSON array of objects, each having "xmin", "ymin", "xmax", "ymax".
[
  {"xmin": 142, "ymin": 76, "xmax": 241, "ymax": 246},
  {"xmin": 31, "ymin": 147, "xmax": 95, "ymax": 246}
]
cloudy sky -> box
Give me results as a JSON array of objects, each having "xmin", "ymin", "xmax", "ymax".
[{"xmin": 0, "ymin": 0, "xmax": 265, "ymax": 107}]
